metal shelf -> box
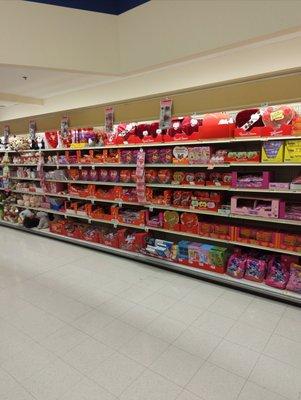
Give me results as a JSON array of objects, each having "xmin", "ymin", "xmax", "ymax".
[
  {"xmin": 5, "ymin": 162, "xmax": 301, "ymax": 168},
  {"xmin": 0, "ymin": 219, "xmax": 300, "ymax": 305},
  {"xmin": 1, "ymin": 135, "xmax": 301, "ymax": 153},
  {"xmin": 7, "ymin": 188, "xmax": 301, "ymax": 226},
  {"xmin": 8, "ymin": 203, "xmax": 301, "ymax": 256}
]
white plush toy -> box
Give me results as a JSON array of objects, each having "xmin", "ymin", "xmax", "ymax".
[{"xmin": 36, "ymin": 211, "xmax": 49, "ymax": 229}]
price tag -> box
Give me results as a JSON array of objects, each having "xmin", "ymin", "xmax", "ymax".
[
  {"xmin": 67, "ymin": 165, "xmax": 70, "ymax": 170},
  {"xmin": 270, "ymin": 110, "xmax": 284, "ymax": 121},
  {"xmin": 149, "ymin": 205, "xmax": 153, "ymax": 212},
  {"xmin": 79, "ymin": 166, "xmax": 82, "ymax": 170},
  {"xmin": 70, "ymin": 143, "xmax": 86, "ymax": 149},
  {"xmin": 56, "ymin": 165, "xmax": 59, "ymax": 170},
  {"xmin": 144, "ymin": 227, "xmax": 149, "ymax": 232},
  {"xmin": 118, "ymin": 201, "xmax": 122, "ymax": 207},
  {"xmin": 189, "ymin": 182, "xmax": 195, "ymax": 185},
  {"xmin": 113, "ymin": 221, "xmax": 118, "ymax": 228},
  {"xmin": 67, "ymin": 197, "xmax": 70, "ymax": 201},
  {"xmin": 207, "ymin": 165, "xmax": 214, "ymax": 170},
  {"xmin": 88, "ymin": 219, "xmax": 91, "ymax": 224},
  {"xmin": 91, "ymin": 199, "xmax": 95, "ymax": 204},
  {"xmin": 92, "ymin": 165, "xmax": 95, "ymax": 170}
]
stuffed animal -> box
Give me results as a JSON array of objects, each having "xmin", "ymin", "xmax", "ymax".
[
  {"xmin": 18, "ymin": 208, "xmax": 34, "ymax": 225},
  {"xmin": 36, "ymin": 211, "xmax": 49, "ymax": 229}
]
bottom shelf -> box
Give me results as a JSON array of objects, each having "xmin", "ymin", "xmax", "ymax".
[{"xmin": 0, "ymin": 220, "xmax": 300, "ymax": 305}]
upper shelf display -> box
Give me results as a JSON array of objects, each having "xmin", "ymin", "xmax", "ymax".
[{"xmin": 1, "ymin": 103, "xmax": 301, "ymax": 153}]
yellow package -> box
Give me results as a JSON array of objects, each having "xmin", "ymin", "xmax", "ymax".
[
  {"xmin": 261, "ymin": 141, "xmax": 284, "ymax": 163},
  {"xmin": 284, "ymin": 140, "xmax": 301, "ymax": 162}
]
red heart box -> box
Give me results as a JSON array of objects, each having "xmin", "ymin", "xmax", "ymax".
[{"xmin": 262, "ymin": 105, "xmax": 295, "ymax": 129}]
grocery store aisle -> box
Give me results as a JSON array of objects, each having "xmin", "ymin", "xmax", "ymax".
[{"xmin": 0, "ymin": 227, "xmax": 300, "ymax": 400}]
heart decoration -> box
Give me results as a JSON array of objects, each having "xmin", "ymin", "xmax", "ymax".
[
  {"xmin": 45, "ymin": 131, "xmax": 58, "ymax": 149},
  {"xmin": 173, "ymin": 146, "xmax": 189, "ymax": 161},
  {"xmin": 262, "ymin": 105, "xmax": 295, "ymax": 129},
  {"xmin": 163, "ymin": 211, "xmax": 179, "ymax": 229}
]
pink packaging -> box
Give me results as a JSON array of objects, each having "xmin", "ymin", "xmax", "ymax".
[
  {"xmin": 231, "ymin": 171, "xmax": 271, "ymax": 189},
  {"xmin": 244, "ymin": 256, "xmax": 267, "ymax": 283},
  {"xmin": 231, "ymin": 196, "xmax": 285, "ymax": 219},
  {"xmin": 269, "ymin": 182, "xmax": 290, "ymax": 189},
  {"xmin": 286, "ymin": 264, "xmax": 301, "ymax": 293},
  {"xmin": 145, "ymin": 210, "xmax": 163, "ymax": 227},
  {"xmin": 226, "ymin": 251, "xmax": 246, "ymax": 279},
  {"xmin": 265, "ymin": 257, "xmax": 290, "ymax": 289}
]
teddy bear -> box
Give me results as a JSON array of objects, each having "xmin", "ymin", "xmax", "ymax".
[{"xmin": 36, "ymin": 211, "xmax": 49, "ymax": 229}]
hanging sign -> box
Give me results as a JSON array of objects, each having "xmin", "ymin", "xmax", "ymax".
[
  {"xmin": 159, "ymin": 99, "xmax": 173, "ymax": 130},
  {"xmin": 29, "ymin": 120, "xmax": 36, "ymax": 141},
  {"xmin": 105, "ymin": 106, "xmax": 114, "ymax": 132},
  {"xmin": 60, "ymin": 116, "xmax": 69, "ymax": 139},
  {"xmin": 136, "ymin": 149, "xmax": 146, "ymax": 203},
  {"xmin": 3, "ymin": 125, "xmax": 10, "ymax": 146}
]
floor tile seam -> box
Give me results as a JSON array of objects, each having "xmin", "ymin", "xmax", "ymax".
[
  {"xmin": 259, "ymin": 348, "xmax": 301, "ymax": 372},
  {"xmin": 0, "ymin": 364, "xmax": 39, "ymax": 400},
  {"xmin": 89, "ymin": 353, "xmax": 148, "ymax": 399},
  {"xmin": 179, "ymin": 327, "xmax": 228, "ymax": 391},
  {"xmin": 183, "ymin": 358, "xmax": 247, "ymax": 397},
  {"xmin": 21, "ymin": 356, "xmax": 87, "ymax": 399},
  {"xmin": 11, "ymin": 288, "xmax": 98, "ymax": 326},
  {"xmin": 53, "ymin": 348, "xmax": 119, "ymax": 399},
  {"xmin": 247, "ymin": 376, "xmax": 293, "ymax": 400}
]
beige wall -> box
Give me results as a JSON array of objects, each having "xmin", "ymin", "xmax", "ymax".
[
  {"xmin": 0, "ymin": 0, "xmax": 119, "ymax": 74},
  {"xmin": 1, "ymin": 32, "xmax": 301, "ymax": 122},
  {"xmin": 1, "ymin": 72, "xmax": 301, "ymax": 134},
  {"xmin": 118, "ymin": 0, "xmax": 301, "ymax": 73}
]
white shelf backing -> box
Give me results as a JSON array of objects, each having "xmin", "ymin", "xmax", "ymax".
[
  {"xmin": 8, "ymin": 203, "xmax": 301, "ymax": 257},
  {"xmin": 0, "ymin": 219, "xmax": 300, "ymax": 305}
]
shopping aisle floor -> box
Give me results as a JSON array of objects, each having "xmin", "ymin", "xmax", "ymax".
[{"xmin": 0, "ymin": 227, "xmax": 300, "ymax": 400}]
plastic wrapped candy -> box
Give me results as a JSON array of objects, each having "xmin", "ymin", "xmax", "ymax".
[
  {"xmin": 244, "ymin": 255, "xmax": 267, "ymax": 283},
  {"xmin": 108, "ymin": 169, "xmax": 119, "ymax": 182},
  {"xmin": 99, "ymin": 169, "xmax": 109, "ymax": 182},
  {"xmin": 265, "ymin": 257, "xmax": 290, "ymax": 289},
  {"xmin": 226, "ymin": 250, "xmax": 246, "ymax": 279},
  {"xmin": 286, "ymin": 264, "xmax": 301, "ymax": 293}
]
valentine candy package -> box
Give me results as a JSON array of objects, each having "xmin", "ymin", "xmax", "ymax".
[
  {"xmin": 226, "ymin": 250, "xmax": 246, "ymax": 279},
  {"xmin": 244, "ymin": 254, "xmax": 268, "ymax": 283},
  {"xmin": 286, "ymin": 264, "xmax": 301, "ymax": 293},
  {"xmin": 265, "ymin": 257, "xmax": 290, "ymax": 290}
]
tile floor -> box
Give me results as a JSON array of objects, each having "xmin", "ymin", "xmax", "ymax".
[{"xmin": 0, "ymin": 227, "xmax": 300, "ymax": 400}]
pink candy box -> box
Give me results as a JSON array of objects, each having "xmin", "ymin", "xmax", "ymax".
[
  {"xmin": 231, "ymin": 171, "xmax": 271, "ymax": 189},
  {"xmin": 269, "ymin": 182, "xmax": 290, "ymax": 190},
  {"xmin": 231, "ymin": 196, "xmax": 285, "ymax": 219}
]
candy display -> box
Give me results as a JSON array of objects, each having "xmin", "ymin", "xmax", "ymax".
[
  {"xmin": 261, "ymin": 141, "xmax": 284, "ymax": 163},
  {"xmin": 231, "ymin": 171, "xmax": 271, "ymax": 189},
  {"xmin": 1, "ymin": 102, "xmax": 301, "ymax": 305},
  {"xmin": 231, "ymin": 197, "xmax": 285, "ymax": 219}
]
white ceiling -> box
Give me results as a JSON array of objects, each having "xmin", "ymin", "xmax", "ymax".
[
  {"xmin": 0, "ymin": 65, "xmax": 118, "ymax": 99},
  {"xmin": 0, "ymin": 0, "xmax": 301, "ymax": 120}
]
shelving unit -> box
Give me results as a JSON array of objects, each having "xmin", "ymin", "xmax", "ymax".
[
  {"xmin": 1, "ymin": 127, "xmax": 301, "ymax": 304},
  {"xmin": 0, "ymin": 219, "xmax": 300, "ymax": 305}
]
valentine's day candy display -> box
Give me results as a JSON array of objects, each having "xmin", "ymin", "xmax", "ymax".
[{"xmin": 1, "ymin": 101, "xmax": 301, "ymax": 303}]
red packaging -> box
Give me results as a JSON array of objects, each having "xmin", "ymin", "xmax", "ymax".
[
  {"xmin": 120, "ymin": 169, "xmax": 132, "ymax": 183},
  {"xmin": 157, "ymin": 169, "xmax": 172, "ymax": 184},
  {"xmin": 145, "ymin": 169, "xmax": 158, "ymax": 183},
  {"xmin": 163, "ymin": 210, "xmax": 180, "ymax": 231},
  {"xmin": 180, "ymin": 212, "xmax": 199, "ymax": 233},
  {"xmin": 82, "ymin": 225, "xmax": 100, "ymax": 243},
  {"xmin": 198, "ymin": 113, "xmax": 234, "ymax": 139},
  {"xmin": 118, "ymin": 229, "xmax": 148, "ymax": 252}
]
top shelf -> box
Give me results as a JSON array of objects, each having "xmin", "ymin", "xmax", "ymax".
[{"xmin": 1, "ymin": 135, "xmax": 301, "ymax": 153}]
